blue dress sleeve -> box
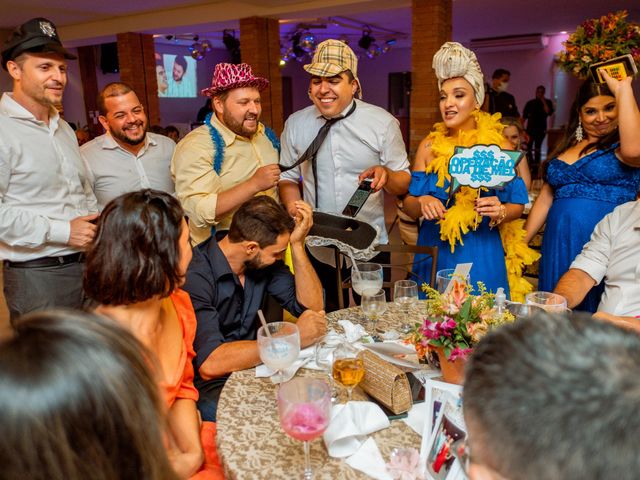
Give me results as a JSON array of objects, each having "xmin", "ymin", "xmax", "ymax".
[
  {"xmin": 496, "ymin": 177, "xmax": 528, "ymax": 204},
  {"xmin": 408, "ymin": 172, "xmax": 448, "ymax": 201}
]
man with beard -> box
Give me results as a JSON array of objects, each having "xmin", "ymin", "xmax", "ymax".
[
  {"xmin": 172, "ymin": 63, "xmax": 281, "ymax": 245},
  {"xmin": 184, "ymin": 196, "xmax": 325, "ymax": 421},
  {"xmin": 167, "ymin": 54, "xmax": 192, "ymax": 97},
  {"xmin": 0, "ymin": 18, "xmax": 98, "ymax": 321},
  {"xmin": 81, "ymin": 82, "xmax": 175, "ymax": 210}
]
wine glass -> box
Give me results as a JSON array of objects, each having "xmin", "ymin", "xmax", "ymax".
[
  {"xmin": 361, "ymin": 288, "xmax": 387, "ymax": 327},
  {"xmin": 351, "ymin": 262, "xmax": 383, "ymax": 296},
  {"xmin": 331, "ymin": 342, "xmax": 365, "ymax": 402},
  {"xmin": 257, "ymin": 322, "xmax": 300, "ymax": 383},
  {"xmin": 278, "ymin": 377, "xmax": 331, "ymax": 480},
  {"xmin": 525, "ymin": 291, "xmax": 568, "ymax": 313},
  {"xmin": 394, "ymin": 279, "xmax": 419, "ymax": 333},
  {"xmin": 436, "ymin": 269, "xmax": 470, "ymax": 293}
]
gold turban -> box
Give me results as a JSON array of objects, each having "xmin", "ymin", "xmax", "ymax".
[{"xmin": 432, "ymin": 41, "xmax": 485, "ymax": 107}]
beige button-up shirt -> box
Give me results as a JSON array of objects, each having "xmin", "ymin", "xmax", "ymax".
[{"xmin": 171, "ymin": 113, "xmax": 279, "ymax": 244}]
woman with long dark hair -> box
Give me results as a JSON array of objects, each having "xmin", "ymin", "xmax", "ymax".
[
  {"xmin": 84, "ymin": 189, "xmax": 223, "ymax": 479},
  {"xmin": 525, "ymin": 73, "xmax": 640, "ymax": 312}
]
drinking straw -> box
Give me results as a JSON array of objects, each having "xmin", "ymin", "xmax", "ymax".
[{"xmin": 257, "ymin": 309, "xmax": 272, "ymax": 337}]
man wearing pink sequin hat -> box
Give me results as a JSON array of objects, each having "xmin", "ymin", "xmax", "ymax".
[{"xmin": 171, "ymin": 62, "xmax": 282, "ymax": 245}]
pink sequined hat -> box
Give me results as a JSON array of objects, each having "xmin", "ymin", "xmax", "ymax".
[{"xmin": 201, "ymin": 63, "xmax": 269, "ymax": 97}]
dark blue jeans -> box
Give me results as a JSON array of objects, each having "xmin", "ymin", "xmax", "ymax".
[{"xmin": 195, "ymin": 377, "xmax": 227, "ymax": 422}]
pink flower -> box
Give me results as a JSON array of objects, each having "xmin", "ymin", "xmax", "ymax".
[
  {"xmin": 449, "ymin": 347, "xmax": 473, "ymax": 362},
  {"xmin": 438, "ymin": 317, "xmax": 457, "ymax": 337},
  {"xmin": 419, "ymin": 319, "xmax": 440, "ymax": 340},
  {"xmin": 443, "ymin": 302, "xmax": 459, "ymax": 315}
]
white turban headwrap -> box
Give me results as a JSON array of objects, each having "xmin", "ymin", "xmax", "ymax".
[{"xmin": 432, "ymin": 42, "xmax": 485, "ymax": 107}]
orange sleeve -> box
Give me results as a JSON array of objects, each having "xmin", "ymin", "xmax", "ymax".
[{"xmin": 172, "ymin": 290, "xmax": 200, "ymax": 402}]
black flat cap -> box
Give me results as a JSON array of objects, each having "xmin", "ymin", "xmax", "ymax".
[{"xmin": 2, "ymin": 17, "xmax": 76, "ymax": 70}]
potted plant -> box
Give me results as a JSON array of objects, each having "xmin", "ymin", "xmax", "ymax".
[{"xmin": 407, "ymin": 280, "xmax": 515, "ymax": 384}]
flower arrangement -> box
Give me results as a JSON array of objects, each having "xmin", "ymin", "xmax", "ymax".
[
  {"xmin": 557, "ymin": 10, "xmax": 640, "ymax": 79},
  {"xmin": 407, "ymin": 281, "xmax": 515, "ymax": 362}
]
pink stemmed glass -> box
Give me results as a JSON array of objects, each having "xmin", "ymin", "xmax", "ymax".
[{"xmin": 277, "ymin": 377, "xmax": 331, "ymax": 480}]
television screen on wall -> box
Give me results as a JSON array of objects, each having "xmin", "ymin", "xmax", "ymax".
[{"xmin": 157, "ymin": 54, "xmax": 197, "ymax": 98}]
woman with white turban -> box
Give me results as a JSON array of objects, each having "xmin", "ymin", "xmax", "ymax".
[{"xmin": 403, "ymin": 42, "xmax": 538, "ymax": 301}]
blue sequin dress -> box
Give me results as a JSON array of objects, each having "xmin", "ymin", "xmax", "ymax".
[
  {"xmin": 410, "ymin": 173, "xmax": 528, "ymax": 299},
  {"xmin": 540, "ymin": 143, "xmax": 640, "ymax": 312}
]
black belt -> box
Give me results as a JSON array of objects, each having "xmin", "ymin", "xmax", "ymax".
[{"xmin": 4, "ymin": 252, "xmax": 85, "ymax": 269}]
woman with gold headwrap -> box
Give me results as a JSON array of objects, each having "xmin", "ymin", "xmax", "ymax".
[{"xmin": 403, "ymin": 42, "xmax": 539, "ymax": 300}]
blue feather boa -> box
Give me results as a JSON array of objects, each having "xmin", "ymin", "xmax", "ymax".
[{"xmin": 205, "ymin": 112, "xmax": 280, "ymax": 174}]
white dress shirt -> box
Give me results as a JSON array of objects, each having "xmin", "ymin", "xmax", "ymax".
[
  {"xmin": 0, "ymin": 93, "xmax": 98, "ymax": 261},
  {"xmin": 570, "ymin": 200, "xmax": 640, "ymax": 316},
  {"xmin": 280, "ymin": 99, "xmax": 410, "ymax": 245},
  {"xmin": 81, "ymin": 132, "xmax": 175, "ymax": 210}
]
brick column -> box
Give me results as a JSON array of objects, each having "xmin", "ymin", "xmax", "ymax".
[
  {"xmin": 239, "ymin": 17, "xmax": 283, "ymax": 134},
  {"xmin": 410, "ymin": 0, "xmax": 452, "ymax": 155},
  {"xmin": 116, "ymin": 32, "xmax": 161, "ymax": 126}
]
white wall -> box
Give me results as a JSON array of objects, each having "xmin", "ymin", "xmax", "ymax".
[{"xmin": 475, "ymin": 34, "xmax": 572, "ymax": 127}]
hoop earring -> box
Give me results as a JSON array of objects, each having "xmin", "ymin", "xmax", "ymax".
[{"xmin": 575, "ymin": 118, "xmax": 584, "ymax": 142}]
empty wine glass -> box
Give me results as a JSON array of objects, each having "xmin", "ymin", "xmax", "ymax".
[
  {"xmin": 278, "ymin": 377, "xmax": 331, "ymax": 480},
  {"xmin": 525, "ymin": 291, "xmax": 568, "ymax": 313},
  {"xmin": 394, "ymin": 279, "xmax": 419, "ymax": 313},
  {"xmin": 394, "ymin": 279, "xmax": 419, "ymax": 333},
  {"xmin": 436, "ymin": 269, "xmax": 470, "ymax": 294},
  {"xmin": 331, "ymin": 342, "xmax": 365, "ymax": 402},
  {"xmin": 361, "ymin": 288, "xmax": 387, "ymax": 327},
  {"xmin": 315, "ymin": 332, "xmax": 342, "ymax": 402},
  {"xmin": 351, "ymin": 262, "xmax": 383, "ymax": 296},
  {"xmin": 257, "ymin": 322, "xmax": 300, "ymax": 383}
]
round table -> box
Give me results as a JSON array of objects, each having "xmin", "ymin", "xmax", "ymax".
[{"xmin": 216, "ymin": 302, "xmax": 426, "ymax": 479}]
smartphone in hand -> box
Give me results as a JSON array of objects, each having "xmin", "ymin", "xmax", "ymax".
[
  {"xmin": 589, "ymin": 54, "xmax": 638, "ymax": 83},
  {"xmin": 342, "ymin": 179, "xmax": 373, "ymax": 217}
]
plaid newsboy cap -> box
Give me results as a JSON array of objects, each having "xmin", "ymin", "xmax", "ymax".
[{"xmin": 304, "ymin": 39, "xmax": 362, "ymax": 98}]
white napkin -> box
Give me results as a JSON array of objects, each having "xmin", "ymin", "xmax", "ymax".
[
  {"xmin": 338, "ymin": 319, "xmax": 367, "ymax": 343},
  {"xmin": 403, "ymin": 401, "xmax": 427, "ymax": 436},
  {"xmin": 323, "ymin": 401, "xmax": 390, "ymax": 458},
  {"xmin": 345, "ymin": 437, "xmax": 394, "ymax": 480},
  {"xmin": 255, "ymin": 345, "xmax": 315, "ymax": 378}
]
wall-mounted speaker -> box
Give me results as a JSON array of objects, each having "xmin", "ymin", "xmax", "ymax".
[{"xmin": 100, "ymin": 43, "xmax": 119, "ymax": 74}]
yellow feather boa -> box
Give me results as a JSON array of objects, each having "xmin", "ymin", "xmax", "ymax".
[{"xmin": 424, "ymin": 110, "xmax": 540, "ymax": 302}]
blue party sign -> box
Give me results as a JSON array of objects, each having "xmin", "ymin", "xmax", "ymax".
[{"xmin": 448, "ymin": 144, "xmax": 523, "ymax": 199}]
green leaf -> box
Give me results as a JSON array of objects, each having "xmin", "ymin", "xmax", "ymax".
[{"xmin": 460, "ymin": 297, "xmax": 472, "ymax": 319}]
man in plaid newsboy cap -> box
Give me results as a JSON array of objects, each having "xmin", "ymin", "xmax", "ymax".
[{"xmin": 278, "ymin": 39, "xmax": 412, "ymax": 311}]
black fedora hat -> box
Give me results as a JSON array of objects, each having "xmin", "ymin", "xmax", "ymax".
[{"xmin": 2, "ymin": 18, "xmax": 76, "ymax": 70}]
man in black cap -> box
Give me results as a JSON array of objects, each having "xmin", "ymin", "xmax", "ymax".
[{"xmin": 0, "ymin": 18, "xmax": 98, "ymax": 322}]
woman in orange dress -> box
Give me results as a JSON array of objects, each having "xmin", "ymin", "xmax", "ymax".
[{"xmin": 84, "ymin": 189, "xmax": 223, "ymax": 480}]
